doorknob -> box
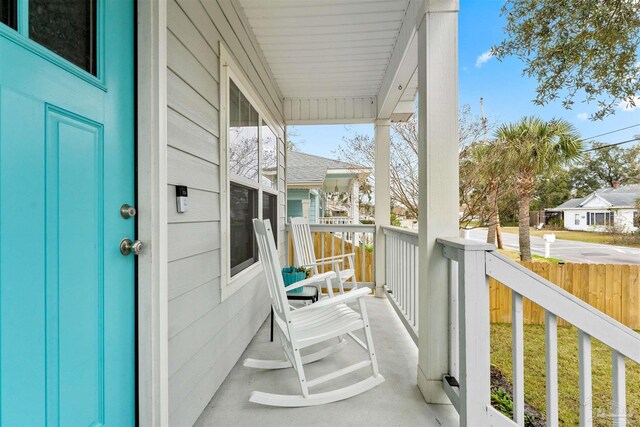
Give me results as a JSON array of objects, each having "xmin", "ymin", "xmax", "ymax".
[
  {"xmin": 120, "ymin": 204, "xmax": 137, "ymax": 219},
  {"xmin": 120, "ymin": 238, "xmax": 143, "ymax": 256}
]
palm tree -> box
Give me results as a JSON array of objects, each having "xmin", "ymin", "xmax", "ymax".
[{"xmin": 495, "ymin": 117, "xmax": 583, "ymax": 261}]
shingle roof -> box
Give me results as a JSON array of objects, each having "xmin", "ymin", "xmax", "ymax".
[
  {"xmin": 554, "ymin": 184, "xmax": 640, "ymax": 209},
  {"xmin": 555, "ymin": 197, "xmax": 587, "ymax": 209},
  {"xmin": 286, "ymin": 151, "xmax": 367, "ymax": 184}
]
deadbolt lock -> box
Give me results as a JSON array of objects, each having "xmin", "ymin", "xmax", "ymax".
[
  {"xmin": 120, "ymin": 238, "xmax": 143, "ymax": 256},
  {"xmin": 120, "ymin": 204, "xmax": 137, "ymax": 219}
]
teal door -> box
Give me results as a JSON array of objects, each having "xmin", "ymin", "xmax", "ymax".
[{"xmin": 0, "ymin": 1, "xmax": 135, "ymax": 425}]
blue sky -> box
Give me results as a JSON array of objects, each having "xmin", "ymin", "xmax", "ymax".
[{"xmin": 289, "ymin": 0, "xmax": 640, "ymax": 158}]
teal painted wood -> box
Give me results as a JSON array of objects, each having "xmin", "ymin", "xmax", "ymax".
[
  {"xmin": 0, "ymin": 2, "xmax": 135, "ymax": 425},
  {"xmin": 287, "ymin": 200, "xmax": 303, "ymax": 219}
]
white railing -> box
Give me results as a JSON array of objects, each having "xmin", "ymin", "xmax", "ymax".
[
  {"xmin": 437, "ymin": 237, "xmax": 640, "ymax": 427},
  {"xmin": 288, "ymin": 223, "xmax": 376, "ymax": 288},
  {"xmin": 317, "ymin": 217, "xmax": 353, "ymax": 225},
  {"xmin": 382, "ymin": 226, "xmax": 419, "ymax": 345}
]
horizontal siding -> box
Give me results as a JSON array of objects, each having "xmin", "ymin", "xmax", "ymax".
[{"xmin": 166, "ymin": 0, "xmax": 285, "ymax": 426}]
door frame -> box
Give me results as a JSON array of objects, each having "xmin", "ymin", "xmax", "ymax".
[{"xmin": 136, "ymin": 1, "xmax": 169, "ymax": 425}]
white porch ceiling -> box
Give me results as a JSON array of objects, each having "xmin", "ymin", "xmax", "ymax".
[{"xmin": 238, "ymin": 0, "xmax": 411, "ymax": 100}]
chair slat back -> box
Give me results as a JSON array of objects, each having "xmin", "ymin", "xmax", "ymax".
[
  {"xmin": 253, "ymin": 219, "xmax": 291, "ymax": 324},
  {"xmin": 289, "ymin": 217, "xmax": 317, "ymax": 268}
]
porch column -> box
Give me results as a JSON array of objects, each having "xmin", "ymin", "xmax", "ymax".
[
  {"xmin": 301, "ymin": 198, "xmax": 311, "ymax": 221},
  {"xmin": 350, "ymin": 179, "xmax": 360, "ymax": 224},
  {"xmin": 416, "ymin": 0, "xmax": 459, "ymax": 404},
  {"xmin": 374, "ymin": 119, "xmax": 391, "ymax": 297}
]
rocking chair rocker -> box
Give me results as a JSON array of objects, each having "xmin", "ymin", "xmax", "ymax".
[{"xmin": 245, "ymin": 219, "xmax": 384, "ymax": 407}]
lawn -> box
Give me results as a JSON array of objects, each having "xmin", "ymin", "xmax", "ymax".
[
  {"xmin": 498, "ymin": 248, "xmax": 564, "ymax": 263},
  {"xmin": 499, "ymin": 227, "xmax": 640, "ymax": 248},
  {"xmin": 491, "ymin": 324, "xmax": 640, "ymax": 426}
]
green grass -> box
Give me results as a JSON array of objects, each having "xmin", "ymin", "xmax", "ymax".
[
  {"xmin": 491, "ymin": 324, "xmax": 640, "ymax": 426},
  {"xmin": 500, "ymin": 227, "xmax": 640, "ymax": 248},
  {"xmin": 498, "ymin": 249, "xmax": 564, "ymax": 264},
  {"xmin": 532, "ymin": 254, "xmax": 564, "ymax": 263}
]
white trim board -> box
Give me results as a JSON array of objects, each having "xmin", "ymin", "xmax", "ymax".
[{"xmin": 137, "ymin": 0, "xmax": 169, "ymax": 424}]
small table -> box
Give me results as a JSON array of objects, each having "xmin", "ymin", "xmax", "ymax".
[{"xmin": 270, "ymin": 286, "xmax": 320, "ymax": 342}]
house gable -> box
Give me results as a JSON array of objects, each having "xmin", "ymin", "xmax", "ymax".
[{"xmin": 580, "ymin": 194, "xmax": 612, "ymax": 209}]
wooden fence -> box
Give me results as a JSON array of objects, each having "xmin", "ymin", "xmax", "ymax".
[
  {"xmin": 287, "ymin": 232, "xmax": 374, "ymax": 283},
  {"xmin": 286, "ymin": 231, "xmax": 640, "ymax": 329},
  {"xmin": 490, "ymin": 262, "xmax": 640, "ymax": 329}
]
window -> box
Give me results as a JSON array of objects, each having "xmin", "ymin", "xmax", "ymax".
[
  {"xmin": 0, "ymin": 0, "xmax": 17, "ymax": 29},
  {"xmin": 29, "ymin": 0, "xmax": 97, "ymax": 74},
  {"xmin": 586, "ymin": 211, "xmax": 614, "ymax": 226},
  {"xmin": 223, "ymin": 55, "xmax": 280, "ymax": 281},
  {"xmin": 230, "ymin": 183, "xmax": 258, "ymax": 276},
  {"xmin": 575, "ymin": 214, "xmax": 580, "ymax": 225},
  {"xmin": 229, "ymin": 80, "xmax": 259, "ymax": 181},
  {"xmin": 263, "ymin": 192, "xmax": 278, "ymax": 245},
  {"xmin": 261, "ymin": 121, "xmax": 278, "ymax": 189}
]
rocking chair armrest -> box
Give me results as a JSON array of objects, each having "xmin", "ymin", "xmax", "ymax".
[
  {"xmin": 284, "ymin": 271, "xmax": 337, "ymax": 292},
  {"xmin": 295, "ymin": 287, "xmax": 371, "ymax": 313},
  {"xmin": 306, "ymin": 253, "xmax": 356, "ymax": 267},
  {"xmin": 316, "ymin": 253, "xmax": 356, "ymax": 263}
]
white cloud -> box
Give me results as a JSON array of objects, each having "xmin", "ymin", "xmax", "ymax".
[
  {"xmin": 618, "ymin": 96, "xmax": 640, "ymax": 112},
  {"xmin": 475, "ymin": 50, "xmax": 494, "ymax": 68},
  {"xmin": 576, "ymin": 112, "xmax": 589, "ymax": 121}
]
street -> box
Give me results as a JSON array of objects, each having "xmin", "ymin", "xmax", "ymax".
[{"xmin": 468, "ymin": 228, "xmax": 640, "ymax": 264}]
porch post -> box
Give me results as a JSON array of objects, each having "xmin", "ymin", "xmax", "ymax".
[
  {"xmin": 374, "ymin": 119, "xmax": 391, "ymax": 297},
  {"xmin": 301, "ymin": 197, "xmax": 311, "ymax": 221},
  {"xmin": 350, "ymin": 179, "xmax": 360, "ymax": 224},
  {"xmin": 416, "ymin": 0, "xmax": 459, "ymax": 403}
]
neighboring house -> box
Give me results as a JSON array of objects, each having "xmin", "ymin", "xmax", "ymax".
[
  {"xmin": 286, "ymin": 151, "xmax": 370, "ymax": 224},
  {"xmin": 549, "ymin": 184, "xmax": 640, "ymax": 232}
]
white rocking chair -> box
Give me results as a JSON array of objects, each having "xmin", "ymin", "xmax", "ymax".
[
  {"xmin": 289, "ymin": 216, "xmax": 357, "ymax": 295},
  {"xmin": 245, "ymin": 218, "xmax": 384, "ymax": 407}
]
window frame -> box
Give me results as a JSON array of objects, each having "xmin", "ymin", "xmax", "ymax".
[
  {"xmin": 220, "ymin": 43, "xmax": 281, "ymax": 301},
  {"xmin": 0, "ymin": 0, "xmax": 106, "ymax": 88}
]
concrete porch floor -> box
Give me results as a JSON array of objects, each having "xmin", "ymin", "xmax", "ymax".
[{"xmin": 195, "ymin": 296, "xmax": 459, "ymax": 427}]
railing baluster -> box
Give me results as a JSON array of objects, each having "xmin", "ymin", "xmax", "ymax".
[
  {"xmin": 401, "ymin": 238, "xmax": 404, "ymax": 310},
  {"xmin": 410, "ymin": 244, "xmax": 415, "ymax": 324},
  {"xmin": 449, "ymin": 258, "xmax": 459, "ymax": 379},
  {"xmin": 612, "ymin": 350, "xmax": 626, "ymax": 427},
  {"xmin": 545, "ymin": 310, "xmax": 558, "ymax": 427},
  {"xmin": 320, "ymin": 231, "xmax": 325, "ymax": 274},
  {"xmin": 414, "ymin": 245, "xmax": 418, "ymax": 328},
  {"xmin": 512, "ymin": 292, "xmax": 525, "ymax": 426},
  {"xmin": 361, "ymin": 232, "xmax": 365, "ymax": 283},
  {"xmin": 403, "ymin": 240, "xmax": 408, "ymax": 313},
  {"xmin": 578, "ymin": 331, "xmax": 592, "ymax": 427}
]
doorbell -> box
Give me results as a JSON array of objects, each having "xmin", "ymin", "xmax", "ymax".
[{"xmin": 176, "ymin": 185, "xmax": 188, "ymax": 213}]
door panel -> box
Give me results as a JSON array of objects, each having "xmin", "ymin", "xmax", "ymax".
[{"xmin": 0, "ymin": 1, "xmax": 135, "ymax": 425}]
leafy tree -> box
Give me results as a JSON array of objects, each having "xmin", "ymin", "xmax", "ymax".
[
  {"xmin": 569, "ymin": 143, "xmax": 640, "ymax": 196},
  {"xmin": 335, "ymin": 106, "xmax": 489, "ymax": 220},
  {"xmin": 531, "ymin": 168, "xmax": 573, "ymax": 210},
  {"xmin": 459, "ymin": 140, "xmax": 508, "ymax": 248},
  {"xmin": 496, "ymin": 117, "xmax": 583, "ymax": 261},
  {"xmin": 493, "ymin": 0, "xmax": 640, "ymax": 120}
]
